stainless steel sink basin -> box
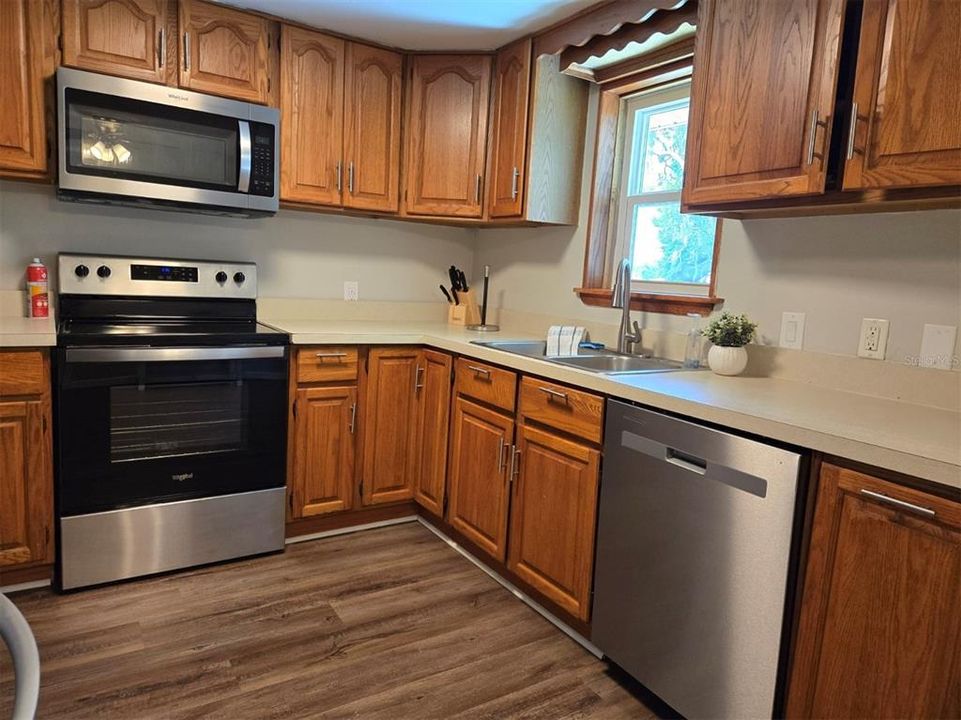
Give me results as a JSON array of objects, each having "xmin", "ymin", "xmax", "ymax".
[{"xmin": 470, "ymin": 340, "xmax": 682, "ymax": 375}]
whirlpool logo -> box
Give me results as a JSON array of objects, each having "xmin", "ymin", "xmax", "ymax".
[{"xmin": 172, "ymin": 472, "xmax": 194, "ymax": 482}]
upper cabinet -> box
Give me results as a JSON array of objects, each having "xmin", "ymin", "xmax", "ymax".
[
  {"xmin": 344, "ymin": 43, "xmax": 403, "ymax": 212},
  {"xmin": 842, "ymin": 0, "xmax": 961, "ymax": 190},
  {"xmin": 487, "ymin": 39, "xmax": 532, "ymax": 218},
  {"xmin": 0, "ymin": 0, "xmax": 50, "ymax": 177},
  {"xmin": 682, "ymin": 0, "xmax": 845, "ymax": 205},
  {"xmin": 179, "ymin": 0, "xmax": 271, "ymax": 104},
  {"xmin": 62, "ymin": 0, "xmax": 175, "ymax": 84},
  {"xmin": 280, "ymin": 26, "xmax": 345, "ymax": 206},
  {"xmin": 404, "ymin": 54, "xmax": 492, "ymax": 218}
]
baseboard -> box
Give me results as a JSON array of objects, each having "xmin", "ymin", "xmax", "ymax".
[{"xmin": 286, "ymin": 515, "xmax": 417, "ymax": 544}]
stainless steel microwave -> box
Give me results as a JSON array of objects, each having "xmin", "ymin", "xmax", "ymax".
[{"xmin": 57, "ymin": 67, "xmax": 279, "ymax": 217}]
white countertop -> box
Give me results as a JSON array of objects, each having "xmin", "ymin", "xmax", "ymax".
[
  {"xmin": 265, "ymin": 319, "xmax": 961, "ymax": 490},
  {"xmin": 0, "ymin": 315, "xmax": 57, "ymax": 347}
]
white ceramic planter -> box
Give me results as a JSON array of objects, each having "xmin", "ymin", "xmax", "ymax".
[{"xmin": 707, "ymin": 345, "xmax": 748, "ymax": 376}]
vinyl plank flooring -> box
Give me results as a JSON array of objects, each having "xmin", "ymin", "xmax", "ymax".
[{"xmin": 1, "ymin": 522, "xmax": 660, "ymax": 719}]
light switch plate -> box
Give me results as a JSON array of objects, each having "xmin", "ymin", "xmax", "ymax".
[
  {"xmin": 343, "ymin": 281, "xmax": 358, "ymax": 302},
  {"xmin": 858, "ymin": 318, "xmax": 889, "ymax": 360},
  {"xmin": 779, "ymin": 312, "xmax": 806, "ymax": 349},
  {"xmin": 919, "ymin": 324, "xmax": 957, "ymax": 370}
]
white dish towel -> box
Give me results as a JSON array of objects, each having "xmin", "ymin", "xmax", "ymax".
[{"xmin": 547, "ymin": 325, "xmax": 588, "ymax": 356}]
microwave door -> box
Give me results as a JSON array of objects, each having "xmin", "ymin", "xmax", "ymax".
[{"xmin": 238, "ymin": 120, "xmax": 251, "ymax": 193}]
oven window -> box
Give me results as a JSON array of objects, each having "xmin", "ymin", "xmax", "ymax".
[{"xmin": 110, "ymin": 382, "xmax": 246, "ymax": 463}]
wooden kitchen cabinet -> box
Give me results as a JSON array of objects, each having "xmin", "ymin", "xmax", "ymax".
[
  {"xmin": 290, "ymin": 386, "xmax": 356, "ymax": 518},
  {"xmin": 361, "ymin": 348, "xmax": 419, "ymax": 505},
  {"xmin": 0, "ymin": 0, "xmax": 51, "ymax": 177},
  {"xmin": 62, "ymin": 0, "xmax": 175, "ymax": 84},
  {"xmin": 178, "ymin": 0, "xmax": 271, "ymax": 104},
  {"xmin": 344, "ymin": 43, "xmax": 403, "ymax": 212},
  {"xmin": 787, "ymin": 463, "xmax": 961, "ymax": 719},
  {"xmin": 446, "ymin": 396, "xmax": 514, "ymax": 561},
  {"xmin": 841, "ymin": 0, "xmax": 961, "ymax": 190},
  {"xmin": 507, "ymin": 424, "xmax": 599, "ymax": 621},
  {"xmin": 487, "ymin": 38, "xmax": 531, "ymax": 218},
  {"xmin": 404, "ymin": 54, "xmax": 491, "ymax": 218},
  {"xmin": 0, "ymin": 351, "xmax": 54, "ymax": 570},
  {"xmin": 411, "ymin": 350, "xmax": 452, "ymax": 516},
  {"xmin": 280, "ymin": 25, "xmax": 345, "ymax": 206},
  {"xmin": 682, "ymin": 0, "xmax": 845, "ymax": 205}
]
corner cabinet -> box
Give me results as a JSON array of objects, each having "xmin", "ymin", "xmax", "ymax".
[
  {"xmin": 411, "ymin": 350, "xmax": 452, "ymax": 516},
  {"xmin": 0, "ymin": 351, "xmax": 54, "ymax": 571},
  {"xmin": 787, "ymin": 463, "xmax": 960, "ymax": 718},
  {"xmin": 403, "ymin": 54, "xmax": 492, "ymax": 218}
]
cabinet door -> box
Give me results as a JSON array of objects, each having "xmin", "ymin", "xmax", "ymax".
[
  {"xmin": 842, "ymin": 0, "xmax": 961, "ymax": 189},
  {"xmin": 361, "ymin": 348, "xmax": 419, "ymax": 505},
  {"xmin": 0, "ymin": 400, "xmax": 52, "ymax": 567},
  {"xmin": 178, "ymin": 0, "xmax": 270, "ymax": 104},
  {"xmin": 682, "ymin": 0, "xmax": 845, "ymax": 205},
  {"xmin": 344, "ymin": 43, "xmax": 403, "ymax": 212},
  {"xmin": 0, "ymin": 0, "xmax": 47, "ymax": 175},
  {"xmin": 787, "ymin": 464, "xmax": 961, "ymax": 719},
  {"xmin": 412, "ymin": 350, "xmax": 452, "ymax": 515},
  {"xmin": 405, "ymin": 55, "xmax": 491, "ymax": 218},
  {"xmin": 291, "ymin": 386, "xmax": 356, "ymax": 518},
  {"xmin": 487, "ymin": 38, "xmax": 531, "ymax": 218},
  {"xmin": 280, "ymin": 26, "xmax": 345, "ymax": 205},
  {"xmin": 507, "ymin": 424, "xmax": 599, "ymax": 621},
  {"xmin": 62, "ymin": 0, "xmax": 174, "ymax": 84},
  {"xmin": 447, "ymin": 397, "xmax": 513, "ymax": 561}
]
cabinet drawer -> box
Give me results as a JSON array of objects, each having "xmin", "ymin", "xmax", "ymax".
[
  {"xmin": 296, "ymin": 347, "xmax": 358, "ymax": 383},
  {"xmin": 519, "ymin": 376, "xmax": 603, "ymax": 444},
  {"xmin": 455, "ymin": 358, "xmax": 516, "ymax": 412},
  {"xmin": 0, "ymin": 350, "xmax": 45, "ymax": 396}
]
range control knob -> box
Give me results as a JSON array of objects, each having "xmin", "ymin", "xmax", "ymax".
[
  {"xmin": 215, "ymin": 271, "xmax": 228, "ymax": 284},
  {"xmin": 74, "ymin": 264, "xmax": 89, "ymax": 278},
  {"xmin": 96, "ymin": 265, "xmax": 111, "ymax": 279},
  {"xmin": 233, "ymin": 271, "xmax": 246, "ymax": 284}
]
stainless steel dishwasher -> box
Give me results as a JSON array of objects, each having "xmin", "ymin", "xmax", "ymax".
[{"xmin": 592, "ymin": 400, "xmax": 805, "ymax": 720}]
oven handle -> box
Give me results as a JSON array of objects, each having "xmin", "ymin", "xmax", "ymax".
[
  {"xmin": 238, "ymin": 120, "xmax": 251, "ymax": 193},
  {"xmin": 65, "ymin": 346, "xmax": 285, "ymax": 363}
]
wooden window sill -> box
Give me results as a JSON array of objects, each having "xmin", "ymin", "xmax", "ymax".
[{"xmin": 574, "ymin": 287, "xmax": 722, "ymax": 316}]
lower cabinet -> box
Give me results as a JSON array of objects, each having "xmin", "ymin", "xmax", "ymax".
[
  {"xmin": 787, "ymin": 463, "xmax": 961, "ymax": 719},
  {"xmin": 0, "ymin": 350, "xmax": 53, "ymax": 571},
  {"xmin": 447, "ymin": 396, "xmax": 514, "ymax": 561},
  {"xmin": 411, "ymin": 350, "xmax": 452, "ymax": 516},
  {"xmin": 507, "ymin": 424, "xmax": 600, "ymax": 621},
  {"xmin": 291, "ymin": 385, "xmax": 356, "ymax": 517}
]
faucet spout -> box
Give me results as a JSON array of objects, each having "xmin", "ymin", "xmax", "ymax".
[{"xmin": 612, "ymin": 259, "xmax": 641, "ymax": 354}]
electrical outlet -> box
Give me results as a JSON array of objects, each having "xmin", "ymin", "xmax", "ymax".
[
  {"xmin": 779, "ymin": 312, "xmax": 805, "ymax": 350},
  {"xmin": 857, "ymin": 318, "xmax": 889, "ymax": 360},
  {"xmin": 343, "ymin": 281, "xmax": 358, "ymax": 302}
]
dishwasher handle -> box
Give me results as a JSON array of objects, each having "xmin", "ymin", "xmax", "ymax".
[{"xmin": 665, "ymin": 448, "xmax": 707, "ymax": 475}]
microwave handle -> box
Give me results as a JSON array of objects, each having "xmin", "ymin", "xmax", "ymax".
[{"xmin": 238, "ymin": 120, "xmax": 251, "ymax": 193}]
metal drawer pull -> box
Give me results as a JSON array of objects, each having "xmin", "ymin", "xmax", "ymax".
[
  {"xmin": 860, "ymin": 489, "xmax": 935, "ymax": 517},
  {"xmin": 846, "ymin": 101, "xmax": 860, "ymax": 160},
  {"xmin": 315, "ymin": 352, "xmax": 348, "ymax": 359},
  {"xmin": 349, "ymin": 403, "xmax": 357, "ymax": 434},
  {"xmin": 467, "ymin": 365, "xmax": 491, "ymax": 377},
  {"xmin": 538, "ymin": 386, "xmax": 568, "ymax": 402}
]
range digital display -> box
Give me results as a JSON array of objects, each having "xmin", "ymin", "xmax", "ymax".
[{"xmin": 130, "ymin": 264, "xmax": 199, "ymax": 282}]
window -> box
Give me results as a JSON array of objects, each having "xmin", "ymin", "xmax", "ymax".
[{"xmin": 614, "ymin": 85, "xmax": 718, "ymax": 297}]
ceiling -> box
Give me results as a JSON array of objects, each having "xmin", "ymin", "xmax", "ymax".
[{"xmin": 215, "ymin": 0, "xmax": 601, "ymax": 51}]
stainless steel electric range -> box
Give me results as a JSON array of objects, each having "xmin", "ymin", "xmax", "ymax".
[{"xmin": 54, "ymin": 253, "xmax": 289, "ymax": 590}]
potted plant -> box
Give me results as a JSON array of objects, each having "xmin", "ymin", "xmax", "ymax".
[{"xmin": 702, "ymin": 312, "xmax": 757, "ymax": 376}]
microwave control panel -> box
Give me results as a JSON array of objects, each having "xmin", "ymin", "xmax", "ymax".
[{"xmin": 249, "ymin": 122, "xmax": 275, "ymax": 197}]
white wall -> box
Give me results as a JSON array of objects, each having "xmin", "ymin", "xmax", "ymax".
[{"xmin": 0, "ymin": 180, "xmax": 474, "ymax": 302}]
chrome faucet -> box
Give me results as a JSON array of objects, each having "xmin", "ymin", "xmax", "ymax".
[{"xmin": 611, "ymin": 259, "xmax": 642, "ymax": 354}]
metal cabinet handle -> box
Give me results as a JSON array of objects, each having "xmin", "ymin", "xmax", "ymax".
[
  {"xmin": 348, "ymin": 162, "xmax": 355, "ymax": 194},
  {"xmin": 159, "ymin": 27, "xmax": 166, "ymax": 67},
  {"xmin": 315, "ymin": 352, "xmax": 348, "ymax": 359},
  {"xmin": 414, "ymin": 365, "xmax": 425, "ymax": 390},
  {"xmin": 336, "ymin": 162, "xmax": 342, "ymax": 192},
  {"xmin": 467, "ymin": 364, "xmax": 491, "ymax": 377},
  {"xmin": 846, "ymin": 101, "xmax": 860, "ymax": 160},
  {"xmin": 537, "ymin": 386, "xmax": 568, "ymax": 402},
  {"xmin": 349, "ymin": 402, "xmax": 357, "ymax": 434},
  {"xmin": 183, "ymin": 32, "xmax": 190, "ymax": 71},
  {"xmin": 806, "ymin": 110, "xmax": 819, "ymax": 165},
  {"xmin": 498, "ymin": 437, "xmax": 506, "ymax": 472},
  {"xmin": 510, "ymin": 166, "xmax": 519, "ymax": 200},
  {"xmin": 509, "ymin": 446, "xmax": 521, "ymax": 484},
  {"xmin": 475, "ymin": 174, "xmax": 483, "ymax": 203},
  {"xmin": 860, "ymin": 488, "xmax": 935, "ymax": 517}
]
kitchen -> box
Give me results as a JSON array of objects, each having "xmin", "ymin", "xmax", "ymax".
[{"xmin": 0, "ymin": 0, "xmax": 959, "ymax": 718}]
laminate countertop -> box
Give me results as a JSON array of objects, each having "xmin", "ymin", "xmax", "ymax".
[
  {"xmin": 265, "ymin": 319, "xmax": 961, "ymax": 491},
  {"xmin": 0, "ymin": 315, "xmax": 57, "ymax": 348}
]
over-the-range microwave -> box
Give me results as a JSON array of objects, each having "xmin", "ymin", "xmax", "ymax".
[{"xmin": 57, "ymin": 67, "xmax": 278, "ymax": 217}]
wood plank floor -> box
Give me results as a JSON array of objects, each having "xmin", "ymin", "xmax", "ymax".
[{"xmin": 1, "ymin": 522, "xmax": 665, "ymax": 719}]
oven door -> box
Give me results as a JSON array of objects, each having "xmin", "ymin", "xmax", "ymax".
[{"xmin": 56, "ymin": 346, "xmax": 288, "ymax": 516}]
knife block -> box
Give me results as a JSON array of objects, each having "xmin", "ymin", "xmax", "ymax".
[{"xmin": 448, "ymin": 289, "xmax": 481, "ymax": 326}]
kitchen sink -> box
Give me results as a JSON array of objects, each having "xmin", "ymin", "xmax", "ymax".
[{"xmin": 471, "ymin": 340, "xmax": 683, "ymax": 375}]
